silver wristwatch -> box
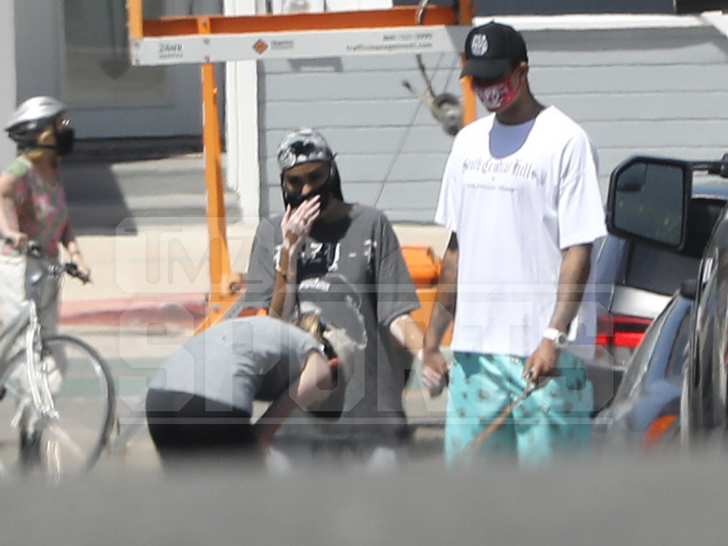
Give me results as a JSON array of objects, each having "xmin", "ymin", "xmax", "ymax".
[{"xmin": 542, "ymin": 327, "xmax": 567, "ymax": 349}]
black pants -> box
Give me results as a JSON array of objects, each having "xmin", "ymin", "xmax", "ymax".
[{"xmin": 146, "ymin": 390, "xmax": 258, "ymax": 467}]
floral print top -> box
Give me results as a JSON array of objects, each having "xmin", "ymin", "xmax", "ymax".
[{"xmin": 1, "ymin": 157, "xmax": 68, "ymax": 257}]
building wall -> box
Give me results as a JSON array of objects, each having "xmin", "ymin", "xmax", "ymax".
[
  {"xmin": 394, "ymin": 0, "xmax": 676, "ymax": 14},
  {"xmin": 256, "ymin": 18, "xmax": 728, "ymax": 222},
  {"xmin": 11, "ymin": 0, "xmax": 217, "ymax": 140},
  {"xmin": 224, "ymin": 0, "xmax": 260, "ymax": 225},
  {"xmin": 0, "ymin": 1, "xmax": 16, "ymax": 169},
  {"xmin": 529, "ymin": 25, "xmax": 728, "ymax": 182},
  {"xmin": 258, "ymin": 53, "xmax": 462, "ymax": 222}
]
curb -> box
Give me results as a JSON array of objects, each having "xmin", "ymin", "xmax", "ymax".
[{"xmin": 60, "ymin": 293, "xmax": 208, "ymax": 330}]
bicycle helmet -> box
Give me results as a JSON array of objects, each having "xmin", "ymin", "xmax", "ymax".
[{"xmin": 5, "ymin": 96, "xmax": 68, "ymax": 150}]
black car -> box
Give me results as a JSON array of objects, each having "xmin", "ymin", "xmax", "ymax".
[
  {"xmin": 588, "ymin": 181, "xmax": 728, "ymax": 414},
  {"xmin": 606, "ymin": 155, "xmax": 728, "ymax": 446},
  {"xmin": 593, "ymin": 280, "xmax": 695, "ymax": 452}
]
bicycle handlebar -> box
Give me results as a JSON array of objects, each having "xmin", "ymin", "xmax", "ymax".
[
  {"xmin": 62, "ymin": 261, "xmax": 90, "ymax": 284},
  {"xmin": 5, "ymin": 239, "xmax": 90, "ymax": 284}
]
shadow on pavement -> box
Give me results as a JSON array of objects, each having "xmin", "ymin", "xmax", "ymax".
[{"xmin": 63, "ymin": 162, "xmax": 137, "ymax": 236}]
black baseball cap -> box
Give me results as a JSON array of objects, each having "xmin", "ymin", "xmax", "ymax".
[{"xmin": 461, "ymin": 22, "xmax": 528, "ymax": 80}]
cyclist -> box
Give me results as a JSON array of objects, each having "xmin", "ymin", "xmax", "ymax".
[
  {"xmin": 145, "ymin": 314, "xmax": 356, "ymax": 467},
  {"xmin": 0, "ymin": 96, "xmax": 90, "ymax": 339}
]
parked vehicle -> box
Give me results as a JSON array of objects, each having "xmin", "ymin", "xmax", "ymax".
[
  {"xmin": 593, "ymin": 279, "xmax": 695, "ymax": 452},
  {"xmin": 606, "ymin": 155, "xmax": 728, "ymax": 446},
  {"xmin": 588, "ymin": 180, "xmax": 728, "ymax": 413}
]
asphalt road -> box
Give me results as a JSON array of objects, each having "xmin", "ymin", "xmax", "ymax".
[{"xmin": 3, "ymin": 453, "xmax": 728, "ymax": 546}]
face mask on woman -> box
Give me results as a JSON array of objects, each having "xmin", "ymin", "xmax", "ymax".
[
  {"xmin": 282, "ymin": 176, "xmax": 332, "ymax": 211},
  {"xmin": 53, "ymin": 126, "xmax": 75, "ymax": 156}
]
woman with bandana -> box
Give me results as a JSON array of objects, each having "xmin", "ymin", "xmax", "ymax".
[{"xmin": 242, "ymin": 128, "xmax": 425, "ymax": 472}]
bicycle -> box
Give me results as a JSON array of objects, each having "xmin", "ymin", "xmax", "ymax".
[{"xmin": 0, "ymin": 241, "xmax": 115, "ymax": 480}]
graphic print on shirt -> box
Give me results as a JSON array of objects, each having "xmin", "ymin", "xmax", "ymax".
[
  {"xmin": 300, "ymin": 241, "xmax": 341, "ymax": 274},
  {"xmin": 273, "ymin": 238, "xmax": 378, "ymax": 281},
  {"xmin": 462, "ymin": 156, "xmax": 536, "ymax": 177},
  {"xmin": 298, "ymin": 273, "xmax": 368, "ymax": 351},
  {"xmin": 272, "ymin": 238, "xmax": 372, "ymax": 351},
  {"xmin": 296, "ymin": 273, "xmax": 368, "ymax": 414},
  {"xmin": 461, "ymin": 157, "xmax": 543, "ymax": 198}
]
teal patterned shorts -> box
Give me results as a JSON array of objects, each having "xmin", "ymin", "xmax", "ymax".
[{"xmin": 444, "ymin": 351, "xmax": 593, "ymax": 467}]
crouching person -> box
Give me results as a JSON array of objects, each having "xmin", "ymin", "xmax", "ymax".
[{"xmin": 145, "ymin": 314, "xmax": 355, "ymax": 468}]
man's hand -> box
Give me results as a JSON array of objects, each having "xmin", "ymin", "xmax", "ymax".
[
  {"xmin": 523, "ymin": 339, "xmax": 559, "ymax": 387},
  {"xmin": 421, "ymin": 348, "xmax": 449, "ymax": 397}
]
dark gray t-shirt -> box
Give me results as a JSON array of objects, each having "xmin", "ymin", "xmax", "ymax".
[
  {"xmin": 243, "ymin": 205, "xmax": 420, "ymax": 443},
  {"xmin": 147, "ymin": 316, "xmax": 324, "ymax": 415}
]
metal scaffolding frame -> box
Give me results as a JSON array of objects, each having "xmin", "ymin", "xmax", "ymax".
[{"xmin": 126, "ymin": 0, "xmax": 475, "ymax": 333}]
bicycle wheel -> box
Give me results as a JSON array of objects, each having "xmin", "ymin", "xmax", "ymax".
[{"xmin": 0, "ymin": 335, "xmax": 115, "ymax": 479}]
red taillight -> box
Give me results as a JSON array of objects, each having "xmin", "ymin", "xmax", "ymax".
[
  {"xmin": 642, "ymin": 414, "xmax": 678, "ymax": 452},
  {"xmin": 614, "ymin": 331, "xmax": 646, "ymax": 349},
  {"xmin": 597, "ymin": 315, "xmax": 653, "ymax": 349}
]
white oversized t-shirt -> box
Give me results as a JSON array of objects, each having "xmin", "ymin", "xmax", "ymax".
[{"xmin": 435, "ymin": 106, "xmax": 607, "ymax": 358}]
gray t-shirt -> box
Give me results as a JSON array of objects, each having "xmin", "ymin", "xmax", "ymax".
[
  {"xmin": 147, "ymin": 316, "xmax": 324, "ymax": 415},
  {"xmin": 243, "ymin": 204, "xmax": 420, "ymax": 444}
]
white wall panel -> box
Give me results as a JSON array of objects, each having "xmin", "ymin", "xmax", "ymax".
[
  {"xmin": 257, "ymin": 22, "xmax": 728, "ymax": 221},
  {"xmin": 0, "ymin": 1, "xmax": 16, "ymax": 170}
]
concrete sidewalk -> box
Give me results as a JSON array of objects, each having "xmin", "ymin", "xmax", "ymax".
[{"xmin": 60, "ymin": 221, "xmax": 451, "ymax": 329}]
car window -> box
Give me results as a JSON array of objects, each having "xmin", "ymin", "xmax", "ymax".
[
  {"xmin": 624, "ymin": 244, "xmax": 699, "ymax": 295},
  {"xmin": 624, "ymin": 198, "xmax": 725, "ymax": 295},
  {"xmin": 683, "ymin": 198, "xmax": 725, "ymax": 258}
]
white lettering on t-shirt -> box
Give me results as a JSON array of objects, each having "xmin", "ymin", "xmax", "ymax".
[
  {"xmin": 301, "ymin": 242, "xmax": 341, "ymax": 272},
  {"xmin": 461, "ymin": 156, "xmax": 537, "ymax": 182},
  {"xmin": 435, "ymin": 106, "xmax": 608, "ymax": 359},
  {"xmin": 299, "ymin": 278, "xmax": 331, "ymax": 291},
  {"xmin": 363, "ymin": 239, "xmax": 376, "ymax": 263}
]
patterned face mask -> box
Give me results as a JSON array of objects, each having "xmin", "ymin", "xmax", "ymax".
[{"xmin": 472, "ymin": 71, "xmax": 521, "ymax": 112}]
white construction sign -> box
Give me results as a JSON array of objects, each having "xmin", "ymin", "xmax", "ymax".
[{"xmin": 130, "ymin": 25, "xmax": 468, "ymax": 65}]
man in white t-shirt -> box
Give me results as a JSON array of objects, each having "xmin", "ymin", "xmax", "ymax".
[{"xmin": 422, "ymin": 21, "xmax": 607, "ymax": 466}]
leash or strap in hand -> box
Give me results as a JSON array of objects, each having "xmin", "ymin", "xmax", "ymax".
[{"xmin": 460, "ymin": 384, "xmax": 534, "ymax": 459}]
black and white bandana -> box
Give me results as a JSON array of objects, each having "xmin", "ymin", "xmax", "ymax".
[{"xmin": 277, "ymin": 128, "xmax": 334, "ymax": 171}]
